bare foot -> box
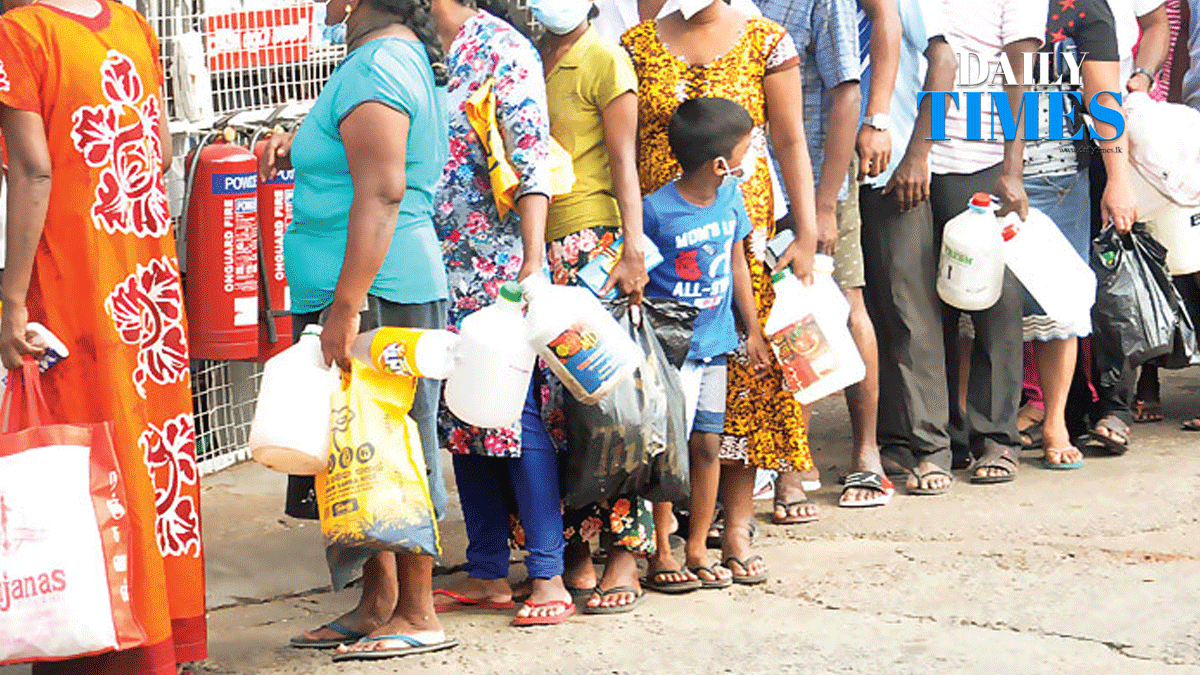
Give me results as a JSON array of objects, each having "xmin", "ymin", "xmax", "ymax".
[
  {"xmin": 563, "ymin": 541, "xmax": 598, "ymax": 591},
  {"xmin": 1017, "ymin": 403, "xmax": 1045, "ymax": 431},
  {"xmin": 773, "ymin": 471, "xmax": 818, "ymax": 523},
  {"xmin": 684, "ymin": 541, "xmax": 732, "ymax": 585},
  {"xmin": 1043, "ymin": 420, "xmax": 1083, "ymax": 467},
  {"xmin": 905, "ymin": 459, "xmax": 952, "ymax": 494},
  {"xmin": 840, "ymin": 445, "xmax": 887, "ymax": 506},
  {"xmin": 335, "ymin": 609, "xmax": 443, "ymax": 656},
  {"xmin": 647, "ymin": 548, "xmax": 699, "ymax": 586},
  {"xmin": 514, "ymin": 576, "xmax": 573, "ymax": 622},
  {"xmin": 432, "ymin": 575, "xmax": 512, "ymax": 611},
  {"xmin": 291, "ymin": 599, "xmax": 392, "ymax": 645},
  {"xmin": 586, "ymin": 549, "xmax": 641, "ymax": 610}
]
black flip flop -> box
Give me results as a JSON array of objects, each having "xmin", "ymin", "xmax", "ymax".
[
  {"xmin": 1182, "ymin": 418, "xmax": 1200, "ymax": 432},
  {"xmin": 582, "ymin": 586, "xmax": 646, "ymax": 614},
  {"xmin": 723, "ymin": 555, "xmax": 768, "ymax": 585},
  {"xmin": 772, "ymin": 499, "xmax": 819, "ymax": 525},
  {"xmin": 1020, "ymin": 420, "xmax": 1045, "ymax": 450},
  {"xmin": 907, "ymin": 467, "xmax": 952, "ymax": 495},
  {"xmin": 643, "ymin": 569, "xmax": 701, "ymax": 594},
  {"xmin": 1076, "ymin": 415, "xmax": 1130, "ymax": 456},
  {"xmin": 687, "ymin": 564, "xmax": 733, "ymax": 589},
  {"xmin": 967, "ymin": 447, "xmax": 1019, "ymax": 484}
]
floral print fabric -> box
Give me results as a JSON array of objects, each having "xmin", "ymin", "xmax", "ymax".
[
  {"xmin": 435, "ymin": 10, "xmax": 553, "ymax": 458},
  {"xmin": 621, "ymin": 17, "xmax": 813, "ymax": 472}
]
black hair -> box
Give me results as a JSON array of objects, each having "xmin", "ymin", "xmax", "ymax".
[
  {"xmin": 365, "ymin": 0, "xmax": 449, "ymax": 85},
  {"xmin": 667, "ymin": 97, "xmax": 754, "ymax": 174}
]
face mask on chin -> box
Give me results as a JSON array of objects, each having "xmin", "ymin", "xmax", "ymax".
[
  {"xmin": 530, "ymin": 0, "xmax": 591, "ymax": 35},
  {"xmin": 677, "ymin": 0, "xmax": 717, "ymax": 20}
]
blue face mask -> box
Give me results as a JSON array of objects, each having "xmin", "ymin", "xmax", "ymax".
[{"xmin": 530, "ymin": 0, "xmax": 591, "ymax": 35}]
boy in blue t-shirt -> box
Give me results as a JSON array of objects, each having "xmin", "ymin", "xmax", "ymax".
[{"xmin": 644, "ymin": 98, "xmax": 772, "ymax": 592}]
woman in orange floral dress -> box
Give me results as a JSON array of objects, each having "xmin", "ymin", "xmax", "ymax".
[
  {"xmin": 621, "ymin": 0, "xmax": 820, "ymax": 580},
  {"xmin": 0, "ymin": 0, "xmax": 205, "ymax": 673}
]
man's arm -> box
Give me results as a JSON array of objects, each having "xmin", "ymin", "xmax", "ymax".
[
  {"xmin": 883, "ymin": 36, "xmax": 955, "ymax": 211},
  {"xmin": 856, "ymin": 0, "xmax": 901, "ymax": 180},
  {"xmin": 1129, "ymin": 3, "xmax": 1170, "ymax": 93},
  {"xmin": 816, "ymin": 81, "xmax": 861, "ymax": 254},
  {"xmin": 992, "ymin": 37, "xmax": 1040, "ymax": 219}
]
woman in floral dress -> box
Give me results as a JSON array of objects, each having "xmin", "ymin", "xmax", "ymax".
[
  {"xmin": 429, "ymin": 0, "xmax": 573, "ymax": 625},
  {"xmin": 0, "ymin": 1, "xmax": 204, "ymax": 672},
  {"xmin": 621, "ymin": 0, "xmax": 820, "ymax": 581}
]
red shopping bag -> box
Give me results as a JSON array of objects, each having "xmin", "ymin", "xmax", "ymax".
[{"xmin": 0, "ymin": 358, "xmax": 145, "ymax": 665}]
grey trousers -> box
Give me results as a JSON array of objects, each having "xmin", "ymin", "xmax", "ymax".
[
  {"xmin": 860, "ymin": 185, "xmax": 952, "ymax": 470},
  {"xmin": 930, "ymin": 165, "xmax": 1023, "ymax": 458}
]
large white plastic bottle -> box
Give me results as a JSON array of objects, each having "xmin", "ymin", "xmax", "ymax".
[
  {"xmin": 938, "ymin": 193, "xmax": 1005, "ymax": 311},
  {"xmin": 249, "ymin": 325, "xmax": 339, "ymax": 475},
  {"xmin": 763, "ymin": 256, "xmax": 866, "ymax": 405},
  {"xmin": 768, "ymin": 255, "xmax": 864, "ymax": 403},
  {"xmin": 1000, "ymin": 208, "xmax": 1097, "ymax": 328},
  {"xmin": 351, "ymin": 327, "xmax": 458, "ymax": 380},
  {"xmin": 522, "ymin": 274, "xmax": 642, "ymax": 405},
  {"xmin": 444, "ymin": 281, "xmax": 536, "ymax": 428}
]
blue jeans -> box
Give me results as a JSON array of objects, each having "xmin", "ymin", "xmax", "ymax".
[{"xmin": 452, "ymin": 382, "xmax": 564, "ymax": 580}]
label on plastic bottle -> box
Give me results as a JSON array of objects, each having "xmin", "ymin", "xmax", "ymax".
[
  {"xmin": 769, "ymin": 315, "xmax": 839, "ymax": 392},
  {"xmin": 546, "ymin": 323, "xmax": 622, "ymax": 395},
  {"xmin": 370, "ymin": 327, "xmax": 425, "ymax": 378}
]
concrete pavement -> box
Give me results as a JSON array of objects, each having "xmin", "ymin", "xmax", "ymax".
[{"xmin": 4, "ymin": 370, "xmax": 1200, "ymax": 674}]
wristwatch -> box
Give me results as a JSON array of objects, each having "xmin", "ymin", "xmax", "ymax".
[
  {"xmin": 1130, "ymin": 67, "xmax": 1157, "ymax": 87},
  {"xmin": 863, "ymin": 114, "xmax": 892, "ymax": 131}
]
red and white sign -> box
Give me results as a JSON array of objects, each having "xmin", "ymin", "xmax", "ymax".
[{"xmin": 204, "ymin": 5, "xmax": 313, "ymax": 72}]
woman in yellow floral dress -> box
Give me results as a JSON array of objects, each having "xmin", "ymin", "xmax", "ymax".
[{"xmin": 621, "ymin": 0, "xmax": 820, "ymax": 580}]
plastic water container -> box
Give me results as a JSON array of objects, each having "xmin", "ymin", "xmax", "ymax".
[
  {"xmin": 444, "ymin": 281, "xmax": 537, "ymax": 428},
  {"xmin": 938, "ymin": 193, "xmax": 1005, "ymax": 311},
  {"xmin": 1000, "ymin": 208, "xmax": 1097, "ymax": 328},
  {"xmin": 1146, "ymin": 204, "xmax": 1200, "ymax": 276},
  {"xmin": 763, "ymin": 257, "xmax": 866, "ymax": 405},
  {"xmin": 522, "ymin": 274, "xmax": 641, "ymax": 405},
  {"xmin": 249, "ymin": 325, "xmax": 339, "ymax": 475},
  {"xmin": 351, "ymin": 327, "xmax": 458, "ymax": 380}
]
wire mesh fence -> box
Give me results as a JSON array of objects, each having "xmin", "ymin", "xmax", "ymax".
[{"xmin": 191, "ymin": 359, "xmax": 263, "ymax": 475}]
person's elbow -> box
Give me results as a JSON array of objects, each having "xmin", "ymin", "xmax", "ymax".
[
  {"xmin": 362, "ymin": 170, "xmax": 408, "ymax": 208},
  {"xmin": 10, "ymin": 157, "xmax": 52, "ymax": 190},
  {"xmin": 926, "ymin": 40, "xmax": 957, "ymax": 77},
  {"xmin": 831, "ymin": 81, "xmax": 861, "ymax": 114}
]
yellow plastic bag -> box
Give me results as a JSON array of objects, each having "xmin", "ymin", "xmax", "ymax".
[
  {"xmin": 315, "ymin": 360, "xmax": 440, "ymax": 557},
  {"xmin": 463, "ymin": 78, "xmax": 575, "ymax": 219}
]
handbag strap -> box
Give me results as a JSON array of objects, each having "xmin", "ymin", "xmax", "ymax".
[{"xmin": 2, "ymin": 356, "xmax": 52, "ymax": 433}]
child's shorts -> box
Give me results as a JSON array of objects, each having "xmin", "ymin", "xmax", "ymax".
[{"xmin": 678, "ymin": 355, "xmax": 728, "ymax": 435}]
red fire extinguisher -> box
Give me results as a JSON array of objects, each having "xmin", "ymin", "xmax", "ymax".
[
  {"xmin": 184, "ymin": 130, "xmax": 260, "ymax": 361},
  {"xmin": 254, "ymin": 131, "xmax": 294, "ymax": 361}
]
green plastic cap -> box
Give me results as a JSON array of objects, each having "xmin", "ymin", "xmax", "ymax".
[
  {"xmin": 771, "ymin": 269, "xmax": 790, "ymax": 284},
  {"xmin": 499, "ymin": 280, "xmax": 524, "ymax": 304}
]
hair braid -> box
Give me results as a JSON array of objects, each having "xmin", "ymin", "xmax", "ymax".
[{"xmin": 368, "ymin": 0, "xmax": 449, "ymax": 85}]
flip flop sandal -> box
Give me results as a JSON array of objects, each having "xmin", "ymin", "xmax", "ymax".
[
  {"xmin": 1076, "ymin": 415, "xmax": 1130, "ymax": 456},
  {"xmin": 1042, "ymin": 447, "xmax": 1085, "ymax": 470},
  {"xmin": 644, "ymin": 569, "xmax": 701, "ymax": 594},
  {"xmin": 967, "ymin": 447, "xmax": 1019, "ymax": 484},
  {"xmin": 1020, "ymin": 420, "xmax": 1045, "ymax": 450},
  {"xmin": 772, "ymin": 499, "xmax": 820, "ymax": 525},
  {"xmin": 582, "ymin": 586, "xmax": 646, "ymax": 615},
  {"xmin": 289, "ymin": 621, "xmax": 367, "ymax": 649},
  {"xmin": 432, "ymin": 588, "xmax": 515, "ymax": 612},
  {"xmin": 331, "ymin": 634, "xmax": 459, "ymax": 662},
  {"xmin": 1133, "ymin": 399, "xmax": 1164, "ymax": 423},
  {"xmin": 723, "ymin": 555, "xmax": 768, "ymax": 585},
  {"xmin": 688, "ymin": 564, "xmax": 733, "ymax": 589},
  {"xmin": 1182, "ymin": 418, "xmax": 1200, "ymax": 432},
  {"xmin": 512, "ymin": 600, "xmax": 577, "ymax": 627},
  {"xmin": 838, "ymin": 471, "xmax": 895, "ymax": 508},
  {"xmin": 907, "ymin": 467, "xmax": 952, "ymax": 495}
]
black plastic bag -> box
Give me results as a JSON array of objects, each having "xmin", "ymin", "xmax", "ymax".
[
  {"xmin": 1149, "ymin": 274, "xmax": 1200, "ymax": 369},
  {"xmin": 559, "ymin": 308, "xmax": 690, "ymax": 509},
  {"xmin": 1091, "ymin": 226, "xmax": 1177, "ymax": 367},
  {"xmin": 605, "ymin": 297, "xmax": 700, "ymax": 370}
]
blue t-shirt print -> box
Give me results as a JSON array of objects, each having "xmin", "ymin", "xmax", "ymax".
[{"xmin": 643, "ymin": 181, "xmax": 753, "ymax": 361}]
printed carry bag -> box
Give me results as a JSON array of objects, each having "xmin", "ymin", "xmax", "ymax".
[
  {"xmin": 316, "ymin": 361, "xmax": 439, "ymax": 557},
  {"xmin": 0, "ymin": 359, "xmax": 144, "ymax": 665},
  {"xmin": 560, "ymin": 307, "xmax": 690, "ymax": 509}
]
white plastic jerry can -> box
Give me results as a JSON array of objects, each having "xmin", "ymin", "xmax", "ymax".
[
  {"xmin": 1000, "ymin": 207, "xmax": 1097, "ymax": 329},
  {"xmin": 522, "ymin": 274, "xmax": 642, "ymax": 405},
  {"xmin": 938, "ymin": 192, "xmax": 1005, "ymax": 312},
  {"xmin": 764, "ymin": 257, "xmax": 866, "ymax": 405},
  {"xmin": 444, "ymin": 281, "xmax": 537, "ymax": 428},
  {"xmin": 249, "ymin": 325, "xmax": 339, "ymax": 475}
]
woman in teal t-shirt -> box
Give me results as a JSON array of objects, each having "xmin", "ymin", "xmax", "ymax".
[{"xmin": 258, "ymin": 0, "xmax": 455, "ymax": 662}]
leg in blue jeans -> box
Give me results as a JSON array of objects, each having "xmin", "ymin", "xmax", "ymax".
[
  {"xmin": 509, "ymin": 382, "xmax": 564, "ymax": 579},
  {"xmin": 452, "ymin": 454, "xmax": 511, "ymax": 581}
]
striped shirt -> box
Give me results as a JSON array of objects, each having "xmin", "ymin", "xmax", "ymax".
[
  {"xmin": 758, "ymin": 0, "xmax": 860, "ymax": 202},
  {"xmin": 928, "ymin": 0, "xmax": 1048, "ymax": 176}
]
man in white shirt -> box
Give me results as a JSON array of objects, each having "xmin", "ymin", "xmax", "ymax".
[
  {"xmin": 925, "ymin": 0, "xmax": 1045, "ymax": 487},
  {"xmin": 1107, "ymin": 0, "xmax": 1169, "ymax": 88}
]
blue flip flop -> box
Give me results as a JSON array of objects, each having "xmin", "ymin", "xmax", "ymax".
[
  {"xmin": 1043, "ymin": 448, "xmax": 1084, "ymax": 470},
  {"xmin": 289, "ymin": 621, "xmax": 366, "ymax": 649},
  {"xmin": 331, "ymin": 632, "xmax": 459, "ymax": 662}
]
